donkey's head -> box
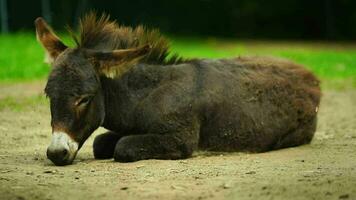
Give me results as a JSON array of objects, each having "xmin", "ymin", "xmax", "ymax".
[{"xmin": 35, "ymin": 17, "xmax": 150, "ymax": 166}]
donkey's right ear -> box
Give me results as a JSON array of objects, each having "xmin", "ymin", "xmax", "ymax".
[{"xmin": 35, "ymin": 17, "xmax": 67, "ymax": 64}]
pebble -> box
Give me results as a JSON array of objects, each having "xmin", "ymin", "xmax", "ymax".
[
  {"xmin": 221, "ymin": 183, "xmax": 231, "ymax": 189},
  {"xmin": 120, "ymin": 187, "xmax": 128, "ymax": 190},
  {"xmin": 339, "ymin": 194, "xmax": 349, "ymax": 199},
  {"xmin": 136, "ymin": 165, "xmax": 145, "ymax": 169},
  {"xmin": 171, "ymin": 185, "xmax": 185, "ymax": 190},
  {"xmin": 43, "ymin": 170, "xmax": 56, "ymax": 174}
]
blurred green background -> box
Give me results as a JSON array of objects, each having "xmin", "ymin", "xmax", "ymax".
[{"xmin": 0, "ymin": 0, "xmax": 355, "ymax": 88}]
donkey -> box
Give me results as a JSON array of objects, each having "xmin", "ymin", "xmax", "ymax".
[{"xmin": 35, "ymin": 14, "xmax": 321, "ymax": 166}]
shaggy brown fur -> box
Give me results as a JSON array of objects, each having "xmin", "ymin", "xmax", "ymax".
[
  {"xmin": 35, "ymin": 13, "xmax": 321, "ymax": 166},
  {"xmin": 72, "ymin": 13, "xmax": 185, "ymax": 65}
]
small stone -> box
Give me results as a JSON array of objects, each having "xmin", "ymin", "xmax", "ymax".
[
  {"xmin": 221, "ymin": 183, "xmax": 231, "ymax": 189},
  {"xmin": 136, "ymin": 165, "xmax": 145, "ymax": 169},
  {"xmin": 171, "ymin": 185, "xmax": 184, "ymax": 190},
  {"xmin": 43, "ymin": 170, "xmax": 56, "ymax": 174},
  {"xmin": 120, "ymin": 187, "xmax": 128, "ymax": 190},
  {"xmin": 339, "ymin": 194, "xmax": 349, "ymax": 199},
  {"xmin": 169, "ymin": 169, "xmax": 179, "ymax": 173}
]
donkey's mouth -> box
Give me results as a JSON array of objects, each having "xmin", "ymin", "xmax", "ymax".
[{"xmin": 47, "ymin": 132, "xmax": 79, "ymax": 166}]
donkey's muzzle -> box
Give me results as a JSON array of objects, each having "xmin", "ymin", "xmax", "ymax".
[
  {"xmin": 47, "ymin": 132, "xmax": 78, "ymax": 166},
  {"xmin": 47, "ymin": 148, "xmax": 70, "ymax": 166}
]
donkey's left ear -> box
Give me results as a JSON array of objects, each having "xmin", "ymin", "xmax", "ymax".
[
  {"xmin": 35, "ymin": 17, "xmax": 67, "ymax": 64},
  {"xmin": 85, "ymin": 45, "xmax": 151, "ymax": 78}
]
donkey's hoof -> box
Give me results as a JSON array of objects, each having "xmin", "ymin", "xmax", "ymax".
[{"xmin": 93, "ymin": 133, "xmax": 120, "ymax": 159}]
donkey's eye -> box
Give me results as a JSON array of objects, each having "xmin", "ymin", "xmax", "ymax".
[{"xmin": 76, "ymin": 96, "xmax": 92, "ymax": 106}]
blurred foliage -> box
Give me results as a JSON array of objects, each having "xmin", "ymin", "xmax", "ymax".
[{"xmin": 2, "ymin": 0, "xmax": 356, "ymax": 40}]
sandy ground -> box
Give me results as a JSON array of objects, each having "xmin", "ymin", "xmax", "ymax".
[{"xmin": 0, "ymin": 82, "xmax": 355, "ymax": 200}]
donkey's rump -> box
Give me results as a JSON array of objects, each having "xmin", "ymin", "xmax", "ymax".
[{"xmin": 195, "ymin": 57, "xmax": 320, "ymax": 152}]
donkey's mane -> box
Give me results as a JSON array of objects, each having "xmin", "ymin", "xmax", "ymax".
[{"xmin": 71, "ymin": 13, "xmax": 185, "ymax": 65}]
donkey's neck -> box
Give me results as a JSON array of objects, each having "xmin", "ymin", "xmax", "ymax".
[
  {"xmin": 100, "ymin": 64, "xmax": 165, "ymax": 134},
  {"xmin": 100, "ymin": 75, "xmax": 132, "ymax": 133}
]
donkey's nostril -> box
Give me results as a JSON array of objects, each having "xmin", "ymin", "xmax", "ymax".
[{"xmin": 61, "ymin": 149, "xmax": 69, "ymax": 157}]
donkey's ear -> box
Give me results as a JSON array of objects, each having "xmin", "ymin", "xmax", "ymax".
[
  {"xmin": 35, "ymin": 17, "xmax": 67, "ymax": 64},
  {"xmin": 85, "ymin": 45, "xmax": 151, "ymax": 78}
]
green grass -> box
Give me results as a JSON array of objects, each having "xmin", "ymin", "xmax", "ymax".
[
  {"xmin": 1, "ymin": 33, "xmax": 355, "ymax": 86},
  {"xmin": 0, "ymin": 33, "xmax": 47, "ymax": 81},
  {"xmin": 273, "ymin": 50, "xmax": 356, "ymax": 78},
  {"xmin": 171, "ymin": 38, "xmax": 356, "ymax": 81}
]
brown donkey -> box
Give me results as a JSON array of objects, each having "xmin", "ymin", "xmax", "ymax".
[{"xmin": 35, "ymin": 14, "xmax": 321, "ymax": 166}]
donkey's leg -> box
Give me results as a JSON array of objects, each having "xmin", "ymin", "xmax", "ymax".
[
  {"xmin": 273, "ymin": 117, "xmax": 317, "ymax": 150},
  {"xmin": 93, "ymin": 131, "xmax": 123, "ymax": 159},
  {"xmin": 113, "ymin": 133, "xmax": 198, "ymax": 162}
]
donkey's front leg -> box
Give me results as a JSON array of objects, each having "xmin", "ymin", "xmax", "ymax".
[
  {"xmin": 93, "ymin": 131, "xmax": 123, "ymax": 159},
  {"xmin": 114, "ymin": 134, "xmax": 197, "ymax": 162}
]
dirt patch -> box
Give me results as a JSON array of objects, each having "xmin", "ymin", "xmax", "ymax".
[
  {"xmin": 0, "ymin": 82, "xmax": 355, "ymax": 200},
  {"xmin": 0, "ymin": 81, "xmax": 46, "ymax": 99}
]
